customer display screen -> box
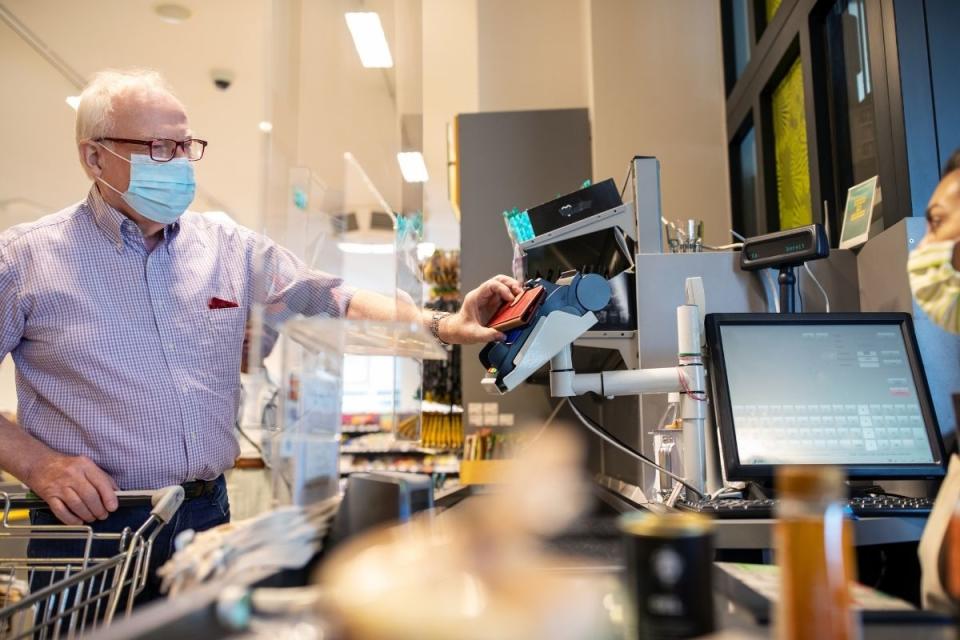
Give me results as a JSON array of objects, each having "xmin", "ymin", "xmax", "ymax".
[{"xmin": 719, "ymin": 323, "xmax": 937, "ymax": 467}]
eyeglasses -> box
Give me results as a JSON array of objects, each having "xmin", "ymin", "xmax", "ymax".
[{"xmin": 95, "ymin": 137, "xmax": 208, "ymax": 162}]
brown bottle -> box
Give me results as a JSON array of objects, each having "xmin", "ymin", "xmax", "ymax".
[{"xmin": 775, "ymin": 466, "xmax": 860, "ymax": 640}]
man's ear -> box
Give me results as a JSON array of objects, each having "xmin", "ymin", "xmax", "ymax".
[{"xmin": 78, "ymin": 141, "xmax": 103, "ymax": 179}]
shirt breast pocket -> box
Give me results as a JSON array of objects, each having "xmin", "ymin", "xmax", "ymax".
[{"xmin": 195, "ymin": 307, "xmax": 245, "ymax": 394}]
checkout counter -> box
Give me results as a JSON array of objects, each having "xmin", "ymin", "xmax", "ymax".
[{"xmin": 82, "ymin": 166, "xmax": 960, "ymax": 640}]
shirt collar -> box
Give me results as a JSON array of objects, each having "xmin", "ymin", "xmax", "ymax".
[{"xmin": 87, "ymin": 185, "xmax": 181, "ymax": 253}]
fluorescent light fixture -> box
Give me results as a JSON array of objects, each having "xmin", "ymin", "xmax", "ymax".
[
  {"xmin": 337, "ymin": 242, "xmax": 394, "ymax": 255},
  {"xmin": 65, "ymin": 96, "xmax": 80, "ymax": 110},
  {"xmin": 397, "ymin": 151, "xmax": 429, "ymax": 183},
  {"xmin": 345, "ymin": 12, "xmax": 393, "ymax": 68},
  {"xmin": 258, "ymin": 121, "xmax": 273, "ymax": 132}
]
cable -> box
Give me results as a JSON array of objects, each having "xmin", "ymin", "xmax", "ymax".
[
  {"xmin": 762, "ymin": 269, "xmax": 780, "ymax": 313},
  {"xmin": 619, "ymin": 160, "xmax": 636, "ymax": 201},
  {"xmin": 702, "ymin": 242, "xmax": 744, "ymax": 251},
  {"xmin": 235, "ymin": 420, "xmax": 264, "ymax": 457},
  {"xmin": 567, "ymin": 398, "xmax": 705, "ymax": 500},
  {"xmin": 525, "ymin": 397, "xmax": 571, "ymax": 450},
  {"xmin": 261, "ymin": 389, "xmax": 280, "ymax": 429},
  {"xmin": 803, "ymin": 262, "xmax": 831, "ymax": 312},
  {"xmin": 797, "ymin": 268, "xmax": 804, "ymax": 312}
]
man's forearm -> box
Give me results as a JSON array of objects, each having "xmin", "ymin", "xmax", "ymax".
[
  {"xmin": 346, "ymin": 289, "xmax": 434, "ymax": 332},
  {"xmin": 0, "ymin": 417, "xmax": 55, "ymax": 483}
]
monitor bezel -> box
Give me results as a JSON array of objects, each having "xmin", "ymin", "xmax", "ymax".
[{"xmin": 706, "ymin": 312, "xmax": 947, "ymax": 481}]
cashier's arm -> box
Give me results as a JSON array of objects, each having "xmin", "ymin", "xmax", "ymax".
[
  {"xmin": 345, "ymin": 275, "xmax": 523, "ymax": 345},
  {"xmin": 0, "ymin": 416, "xmax": 118, "ymax": 525}
]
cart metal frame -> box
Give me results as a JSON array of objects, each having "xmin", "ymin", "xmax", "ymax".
[{"xmin": 0, "ymin": 486, "xmax": 184, "ymax": 640}]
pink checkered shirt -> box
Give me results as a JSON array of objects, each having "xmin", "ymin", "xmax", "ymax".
[{"xmin": 0, "ymin": 186, "xmax": 353, "ymax": 489}]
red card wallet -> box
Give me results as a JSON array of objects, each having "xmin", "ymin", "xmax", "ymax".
[{"xmin": 486, "ymin": 285, "xmax": 546, "ymax": 331}]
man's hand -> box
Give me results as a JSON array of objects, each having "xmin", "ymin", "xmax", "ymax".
[
  {"xmin": 441, "ymin": 275, "xmax": 523, "ymax": 344},
  {"xmin": 24, "ymin": 453, "xmax": 119, "ymax": 525}
]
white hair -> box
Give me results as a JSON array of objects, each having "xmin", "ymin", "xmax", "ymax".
[{"xmin": 75, "ymin": 69, "xmax": 178, "ymax": 142}]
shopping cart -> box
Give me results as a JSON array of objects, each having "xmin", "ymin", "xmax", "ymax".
[{"xmin": 0, "ymin": 486, "xmax": 184, "ymax": 639}]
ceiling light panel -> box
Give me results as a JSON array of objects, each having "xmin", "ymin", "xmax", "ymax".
[
  {"xmin": 397, "ymin": 151, "xmax": 429, "ymax": 183},
  {"xmin": 345, "ymin": 12, "xmax": 394, "ymax": 68}
]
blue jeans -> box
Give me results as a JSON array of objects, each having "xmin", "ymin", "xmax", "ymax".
[{"xmin": 27, "ymin": 476, "xmax": 230, "ymax": 606}]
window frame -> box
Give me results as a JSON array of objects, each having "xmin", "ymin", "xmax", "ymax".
[{"xmin": 720, "ymin": 0, "xmax": 911, "ymax": 244}]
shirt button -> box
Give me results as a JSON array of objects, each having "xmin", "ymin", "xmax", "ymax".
[{"xmin": 166, "ymin": 342, "xmax": 175, "ymax": 350}]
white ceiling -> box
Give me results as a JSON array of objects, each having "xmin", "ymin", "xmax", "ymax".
[{"xmin": 0, "ymin": 0, "xmax": 413, "ymax": 231}]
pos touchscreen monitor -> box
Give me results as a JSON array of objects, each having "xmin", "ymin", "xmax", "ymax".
[{"xmin": 705, "ymin": 313, "xmax": 947, "ymax": 481}]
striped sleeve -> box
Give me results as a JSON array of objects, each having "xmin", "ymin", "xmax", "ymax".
[
  {"xmin": 254, "ymin": 234, "xmax": 357, "ymax": 330},
  {"xmin": 0, "ymin": 250, "xmax": 24, "ymax": 360}
]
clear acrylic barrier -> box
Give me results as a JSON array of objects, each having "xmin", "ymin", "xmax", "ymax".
[
  {"xmin": 248, "ymin": 159, "xmax": 438, "ymax": 507},
  {"xmin": 269, "ymin": 318, "xmax": 444, "ymax": 506}
]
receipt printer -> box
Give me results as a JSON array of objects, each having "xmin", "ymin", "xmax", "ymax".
[{"xmin": 479, "ymin": 271, "xmax": 611, "ymax": 394}]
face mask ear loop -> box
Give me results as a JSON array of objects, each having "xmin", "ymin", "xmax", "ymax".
[
  {"xmin": 94, "ymin": 140, "xmax": 132, "ymax": 164},
  {"xmin": 91, "ymin": 140, "xmax": 131, "ymax": 197}
]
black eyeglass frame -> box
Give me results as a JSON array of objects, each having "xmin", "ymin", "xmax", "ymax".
[{"xmin": 95, "ymin": 137, "xmax": 208, "ymax": 162}]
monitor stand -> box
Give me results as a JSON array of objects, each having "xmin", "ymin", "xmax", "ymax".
[{"xmin": 778, "ymin": 267, "xmax": 796, "ymax": 313}]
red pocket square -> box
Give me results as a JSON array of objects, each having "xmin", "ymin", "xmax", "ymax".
[{"xmin": 208, "ymin": 297, "xmax": 239, "ymax": 310}]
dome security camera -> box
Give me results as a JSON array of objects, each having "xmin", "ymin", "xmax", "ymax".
[{"xmin": 211, "ymin": 69, "xmax": 235, "ymax": 91}]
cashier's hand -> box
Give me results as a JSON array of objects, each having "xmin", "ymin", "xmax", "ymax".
[
  {"xmin": 25, "ymin": 452, "xmax": 119, "ymax": 525},
  {"xmin": 441, "ymin": 275, "xmax": 523, "ymax": 344}
]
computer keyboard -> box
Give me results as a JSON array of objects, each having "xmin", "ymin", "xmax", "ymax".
[{"xmin": 678, "ymin": 495, "xmax": 934, "ymax": 519}]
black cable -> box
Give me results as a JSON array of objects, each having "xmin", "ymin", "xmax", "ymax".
[
  {"xmin": 567, "ymin": 398, "xmax": 705, "ymax": 500},
  {"xmin": 797, "ymin": 267, "xmax": 804, "ymax": 312}
]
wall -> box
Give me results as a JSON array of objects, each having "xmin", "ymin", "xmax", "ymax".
[
  {"xmin": 420, "ymin": 0, "xmax": 479, "ymax": 249},
  {"xmin": 417, "ymin": 0, "xmax": 732, "ymax": 249},
  {"xmin": 588, "ymin": 0, "xmax": 731, "ymax": 246},
  {"xmin": 476, "ymin": 0, "xmax": 590, "ymax": 113},
  {"xmin": 925, "ymin": 0, "xmax": 960, "ymax": 170}
]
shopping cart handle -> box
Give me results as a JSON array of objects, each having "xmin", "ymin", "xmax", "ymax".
[
  {"xmin": 150, "ymin": 485, "xmax": 185, "ymax": 523},
  {"xmin": 8, "ymin": 490, "xmax": 170, "ymax": 511}
]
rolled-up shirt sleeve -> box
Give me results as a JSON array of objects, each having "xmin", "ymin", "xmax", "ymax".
[{"xmin": 0, "ymin": 251, "xmax": 24, "ymax": 360}]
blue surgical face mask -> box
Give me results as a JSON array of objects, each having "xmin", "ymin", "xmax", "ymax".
[{"xmin": 96, "ymin": 143, "xmax": 196, "ymax": 224}]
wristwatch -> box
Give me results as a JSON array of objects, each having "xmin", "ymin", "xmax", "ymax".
[{"xmin": 430, "ymin": 310, "xmax": 451, "ymax": 345}]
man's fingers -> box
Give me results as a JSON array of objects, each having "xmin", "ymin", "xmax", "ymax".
[
  {"xmin": 84, "ymin": 465, "xmax": 119, "ymax": 512},
  {"xmin": 74, "ymin": 478, "xmax": 108, "ymax": 520},
  {"xmin": 47, "ymin": 497, "xmax": 82, "ymax": 526},
  {"xmin": 473, "ymin": 327, "xmax": 506, "ymax": 344},
  {"xmin": 62, "ymin": 487, "xmax": 96, "ymax": 523},
  {"xmin": 487, "ymin": 281, "xmax": 514, "ymax": 303},
  {"xmin": 494, "ymin": 275, "xmax": 523, "ymax": 295}
]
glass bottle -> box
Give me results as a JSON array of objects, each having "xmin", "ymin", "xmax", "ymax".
[{"xmin": 775, "ymin": 466, "xmax": 860, "ymax": 640}]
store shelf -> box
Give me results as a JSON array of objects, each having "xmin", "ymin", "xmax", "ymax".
[
  {"xmin": 340, "ymin": 466, "xmax": 460, "ymax": 476},
  {"xmin": 341, "ymin": 425, "xmax": 384, "ymax": 436},
  {"xmin": 282, "ymin": 317, "xmax": 447, "ymax": 360},
  {"xmin": 340, "ymin": 446, "xmax": 439, "ymax": 455},
  {"xmin": 421, "ymin": 400, "xmax": 464, "ymax": 414}
]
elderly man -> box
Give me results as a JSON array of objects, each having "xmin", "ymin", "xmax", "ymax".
[{"xmin": 0, "ymin": 69, "xmax": 519, "ymax": 598}]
